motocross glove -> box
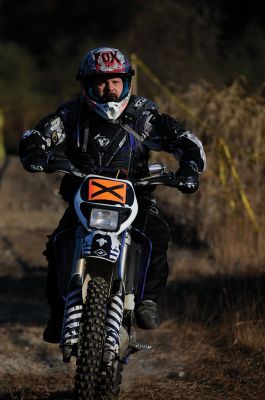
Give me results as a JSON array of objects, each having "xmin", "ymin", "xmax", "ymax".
[
  {"xmin": 19, "ymin": 130, "xmax": 48, "ymax": 172},
  {"xmin": 175, "ymin": 161, "xmax": 199, "ymax": 194},
  {"xmin": 21, "ymin": 148, "xmax": 48, "ymax": 172}
]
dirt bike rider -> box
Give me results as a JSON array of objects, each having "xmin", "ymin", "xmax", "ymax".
[{"xmin": 18, "ymin": 47, "xmax": 206, "ymax": 343}]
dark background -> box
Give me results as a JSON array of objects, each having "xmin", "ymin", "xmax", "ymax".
[
  {"xmin": 0, "ymin": 0, "xmax": 265, "ymax": 151},
  {"xmin": 1, "ymin": 1, "xmax": 265, "ymax": 60},
  {"xmin": 1, "ymin": 0, "xmax": 265, "ymax": 81}
]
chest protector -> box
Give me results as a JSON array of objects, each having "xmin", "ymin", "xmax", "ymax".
[{"xmin": 68, "ymin": 108, "xmax": 149, "ymax": 179}]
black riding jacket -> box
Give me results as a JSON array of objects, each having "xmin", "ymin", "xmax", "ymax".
[{"xmin": 19, "ymin": 95, "xmax": 206, "ymax": 202}]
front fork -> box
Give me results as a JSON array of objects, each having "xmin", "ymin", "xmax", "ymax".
[
  {"xmin": 60, "ymin": 229, "xmax": 134, "ymax": 363},
  {"xmin": 119, "ymin": 230, "xmax": 137, "ymax": 320},
  {"xmin": 103, "ymin": 230, "xmax": 136, "ymax": 365},
  {"xmin": 60, "ymin": 228, "xmax": 85, "ymax": 362}
]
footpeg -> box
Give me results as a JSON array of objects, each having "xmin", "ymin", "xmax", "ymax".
[
  {"xmin": 134, "ymin": 342, "xmax": 152, "ymax": 351},
  {"xmin": 123, "ymin": 341, "xmax": 152, "ymax": 364},
  {"xmin": 129, "ymin": 342, "xmax": 152, "ymax": 354}
]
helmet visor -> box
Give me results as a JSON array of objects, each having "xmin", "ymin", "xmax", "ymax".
[{"xmin": 83, "ymin": 74, "xmax": 131, "ymax": 104}]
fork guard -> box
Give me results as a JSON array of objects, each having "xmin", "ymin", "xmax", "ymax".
[{"xmin": 82, "ymin": 230, "xmax": 121, "ymax": 262}]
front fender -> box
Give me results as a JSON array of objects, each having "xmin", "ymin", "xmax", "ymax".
[{"xmin": 82, "ymin": 231, "xmax": 121, "ymax": 262}]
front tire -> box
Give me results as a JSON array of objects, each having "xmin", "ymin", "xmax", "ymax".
[
  {"xmin": 96, "ymin": 360, "xmax": 123, "ymax": 400},
  {"xmin": 74, "ymin": 276, "xmax": 108, "ymax": 400}
]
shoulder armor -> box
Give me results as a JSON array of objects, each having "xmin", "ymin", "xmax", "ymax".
[
  {"xmin": 34, "ymin": 113, "xmax": 66, "ymax": 146},
  {"xmin": 123, "ymin": 95, "xmax": 158, "ymax": 121},
  {"xmin": 56, "ymin": 98, "xmax": 82, "ymax": 117}
]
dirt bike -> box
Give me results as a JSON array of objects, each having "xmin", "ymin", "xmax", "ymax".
[{"xmin": 47, "ymin": 159, "xmax": 180, "ymax": 400}]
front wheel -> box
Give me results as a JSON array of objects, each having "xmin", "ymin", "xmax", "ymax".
[
  {"xmin": 74, "ymin": 276, "xmax": 108, "ymax": 400},
  {"xmin": 97, "ymin": 361, "xmax": 124, "ymax": 399}
]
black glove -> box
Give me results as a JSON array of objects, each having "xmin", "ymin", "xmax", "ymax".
[
  {"xmin": 21, "ymin": 147, "xmax": 48, "ymax": 172},
  {"xmin": 175, "ymin": 162, "xmax": 199, "ymax": 194},
  {"xmin": 19, "ymin": 130, "xmax": 48, "ymax": 172}
]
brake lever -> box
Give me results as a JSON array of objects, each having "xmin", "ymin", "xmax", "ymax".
[{"xmin": 134, "ymin": 172, "xmax": 178, "ymax": 187}]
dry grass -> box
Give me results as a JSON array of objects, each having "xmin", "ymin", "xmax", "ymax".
[
  {"xmin": 120, "ymin": 319, "xmax": 265, "ymax": 400},
  {"xmin": 152, "ymin": 78, "xmax": 265, "ymax": 270}
]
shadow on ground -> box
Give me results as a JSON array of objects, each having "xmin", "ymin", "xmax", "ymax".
[
  {"xmin": 1, "ymin": 390, "xmax": 73, "ymax": 400},
  {"xmin": 2, "ymin": 257, "xmax": 265, "ymax": 328},
  {"xmin": 160, "ymin": 271, "xmax": 265, "ymax": 324},
  {"xmin": 0, "ymin": 268, "xmax": 48, "ymax": 325}
]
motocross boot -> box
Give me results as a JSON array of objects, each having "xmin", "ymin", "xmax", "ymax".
[
  {"xmin": 43, "ymin": 272, "xmax": 64, "ymax": 344},
  {"xmin": 135, "ymin": 300, "xmax": 159, "ymax": 330},
  {"xmin": 43, "ymin": 299, "xmax": 64, "ymax": 343},
  {"xmin": 43, "ymin": 317, "xmax": 63, "ymax": 344}
]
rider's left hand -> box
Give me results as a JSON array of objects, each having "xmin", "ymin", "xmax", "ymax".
[{"xmin": 175, "ymin": 162, "xmax": 199, "ymax": 194}]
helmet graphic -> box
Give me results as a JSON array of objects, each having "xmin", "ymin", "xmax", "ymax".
[{"xmin": 77, "ymin": 47, "xmax": 134, "ymax": 120}]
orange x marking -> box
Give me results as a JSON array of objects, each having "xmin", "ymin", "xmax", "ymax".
[{"xmin": 88, "ymin": 179, "xmax": 127, "ymax": 203}]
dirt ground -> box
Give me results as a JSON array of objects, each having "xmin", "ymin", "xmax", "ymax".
[{"xmin": 1, "ymin": 157, "xmax": 265, "ymax": 400}]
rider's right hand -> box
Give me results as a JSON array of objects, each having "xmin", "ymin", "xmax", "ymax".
[
  {"xmin": 19, "ymin": 129, "xmax": 49, "ymax": 172},
  {"xmin": 21, "ymin": 148, "xmax": 48, "ymax": 172}
]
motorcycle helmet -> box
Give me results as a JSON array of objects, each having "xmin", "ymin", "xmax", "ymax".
[{"xmin": 77, "ymin": 47, "xmax": 134, "ymax": 121}]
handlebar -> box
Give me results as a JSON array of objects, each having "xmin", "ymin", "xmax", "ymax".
[
  {"xmin": 45, "ymin": 158, "xmax": 87, "ymax": 178},
  {"xmin": 133, "ymin": 172, "xmax": 178, "ymax": 187},
  {"xmin": 45, "ymin": 157, "xmax": 181, "ymax": 188}
]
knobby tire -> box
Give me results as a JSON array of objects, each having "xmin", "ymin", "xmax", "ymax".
[
  {"xmin": 74, "ymin": 276, "xmax": 108, "ymax": 400},
  {"xmin": 97, "ymin": 361, "xmax": 123, "ymax": 400}
]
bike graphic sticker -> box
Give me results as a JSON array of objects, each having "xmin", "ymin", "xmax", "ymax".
[{"xmin": 88, "ymin": 179, "xmax": 127, "ymax": 203}]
